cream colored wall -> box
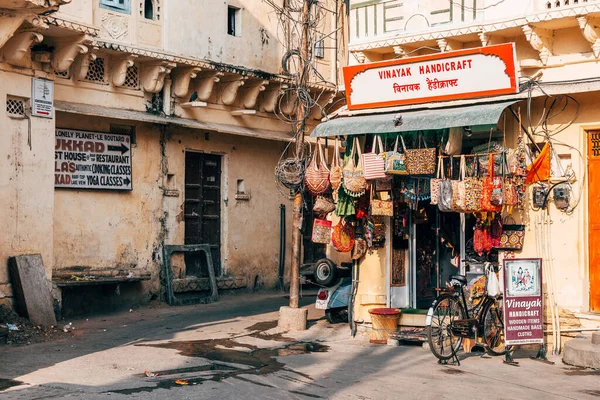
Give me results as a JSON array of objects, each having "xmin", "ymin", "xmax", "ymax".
[
  {"xmin": 0, "ymin": 69, "xmax": 55, "ymax": 293},
  {"xmin": 52, "ymin": 114, "xmax": 293, "ymax": 292}
]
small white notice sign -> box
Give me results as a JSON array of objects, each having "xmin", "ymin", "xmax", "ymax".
[{"xmin": 31, "ymin": 78, "xmax": 54, "ymax": 118}]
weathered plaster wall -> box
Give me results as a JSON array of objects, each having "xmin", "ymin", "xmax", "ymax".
[{"xmin": 0, "ymin": 69, "xmax": 55, "ymax": 300}]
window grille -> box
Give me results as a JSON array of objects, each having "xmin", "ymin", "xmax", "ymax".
[
  {"xmin": 314, "ymin": 34, "xmax": 325, "ymax": 59},
  {"xmin": 6, "ymin": 97, "xmax": 25, "ymax": 118},
  {"xmin": 84, "ymin": 57, "xmax": 107, "ymax": 84},
  {"xmin": 123, "ymin": 64, "xmax": 139, "ymax": 89},
  {"xmin": 55, "ymin": 69, "xmax": 71, "ymax": 79}
]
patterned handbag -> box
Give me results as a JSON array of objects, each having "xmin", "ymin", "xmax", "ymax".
[
  {"xmin": 383, "ymin": 135, "xmax": 409, "ymax": 175},
  {"xmin": 438, "ymin": 158, "xmax": 453, "ymax": 212},
  {"xmin": 329, "ymin": 138, "xmax": 343, "ymax": 191},
  {"xmin": 331, "ymin": 219, "xmax": 355, "ymax": 252},
  {"xmin": 481, "ymin": 153, "xmax": 503, "ymax": 212},
  {"xmin": 304, "ymin": 139, "xmax": 330, "ymax": 195},
  {"xmin": 451, "ymin": 155, "xmax": 467, "ymax": 212},
  {"xmin": 311, "ymin": 218, "xmax": 332, "ymax": 244},
  {"xmin": 464, "ymin": 158, "xmax": 483, "ymax": 212},
  {"xmin": 313, "ymin": 196, "xmax": 336, "ymax": 216},
  {"xmin": 342, "ymin": 137, "xmax": 367, "ymax": 197},
  {"xmin": 496, "ymin": 217, "xmax": 525, "ymax": 250},
  {"xmin": 362, "ymin": 135, "xmax": 387, "ymax": 180},
  {"xmin": 405, "ymin": 135, "xmax": 437, "ymax": 175},
  {"xmin": 370, "ymin": 190, "xmax": 393, "ymax": 216},
  {"xmin": 430, "ymin": 156, "xmax": 443, "ymax": 205}
]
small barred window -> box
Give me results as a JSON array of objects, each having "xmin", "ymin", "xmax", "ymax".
[
  {"xmin": 55, "ymin": 69, "xmax": 71, "ymax": 79},
  {"xmin": 123, "ymin": 64, "xmax": 139, "ymax": 89},
  {"xmin": 6, "ymin": 97, "xmax": 25, "ymax": 118}
]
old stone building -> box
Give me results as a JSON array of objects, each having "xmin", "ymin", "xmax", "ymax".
[{"xmin": 0, "ymin": 0, "xmax": 345, "ymax": 312}]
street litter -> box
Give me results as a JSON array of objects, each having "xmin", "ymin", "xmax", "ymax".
[
  {"xmin": 63, "ymin": 323, "xmax": 73, "ymax": 333},
  {"xmin": 175, "ymin": 379, "xmax": 190, "ymax": 385},
  {"xmin": 144, "ymin": 370, "xmax": 158, "ymax": 377},
  {"xmin": 7, "ymin": 324, "xmax": 19, "ymax": 331}
]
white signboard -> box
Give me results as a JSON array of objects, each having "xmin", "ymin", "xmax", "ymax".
[
  {"xmin": 31, "ymin": 78, "xmax": 54, "ymax": 118},
  {"xmin": 343, "ymin": 44, "xmax": 518, "ymax": 110},
  {"xmin": 55, "ymin": 129, "xmax": 133, "ymax": 190}
]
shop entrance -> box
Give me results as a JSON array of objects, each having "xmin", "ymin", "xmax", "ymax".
[
  {"xmin": 184, "ymin": 152, "xmax": 222, "ymax": 277},
  {"xmin": 587, "ymin": 131, "xmax": 600, "ymax": 312}
]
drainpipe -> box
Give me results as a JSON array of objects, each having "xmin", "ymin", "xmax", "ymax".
[{"xmin": 279, "ymin": 204, "xmax": 286, "ymax": 292}]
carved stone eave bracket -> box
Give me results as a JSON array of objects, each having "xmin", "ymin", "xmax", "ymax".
[
  {"xmin": 141, "ymin": 61, "xmax": 176, "ymax": 93},
  {"xmin": 522, "ymin": 25, "xmax": 553, "ymax": 66},
  {"xmin": 0, "ymin": 13, "xmax": 29, "ymax": 49},
  {"xmin": 241, "ymin": 79, "xmax": 269, "ymax": 109},
  {"xmin": 352, "ymin": 51, "xmax": 366, "ymax": 63},
  {"xmin": 220, "ymin": 76, "xmax": 248, "ymax": 106},
  {"xmin": 437, "ymin": 38, "xmax": 462, "ymax": 53},
  {"xmin": 577, "ymin": 16, "xmax": 600, "ymax": 58},
  {"xmin": 71, "ymin": 46, "xmax": 99, "ymax": 80},
  {"xmin": 261, "ymin": 83, "xmax": 288, "ymax": 113},
  {"xmin": 111, "ymin": 54, "xmax": 138, "ymax": 87},
  {"xmin": 0, "ymin": 31, "xmax": 42, "ymax": 67},
  {"xmin": 194, "ymin": 70, "xmax": 224, "ymax": 102},
  {"xmin": 478, "ymin": 32, "xmax": 505, "ymax": 47},
  {"xmin": 51, "ymin": 37, "xmax": 88, "ymax": 73},
  {"xmin": 172, "ymin": 66, "xmax": 202, "ymax": 98},
  {"xmin": 311, "ymin": 91, "xmax": 336, "ymax": 120},
  {"xmin": 2, "ymin": 0, "xmax": 71, "ymax": 13},
  {"xmin": 279, "ymin": 90, "xmax": 298, "ymax": 116},
  {"xmin": 392, "ymin": 45, "xmax": 408, "ymax": 58}
]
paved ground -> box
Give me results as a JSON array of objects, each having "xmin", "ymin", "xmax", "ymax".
[{"xmin": 0, "ymin": 291, "xmax": 599, "ymax": 400}]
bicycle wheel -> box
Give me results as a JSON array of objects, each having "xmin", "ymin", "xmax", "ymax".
[
  {"xmin": 482, "ymin": 298, "xmax": 506, "ymax": 356},
  {"xmin": 427, "ymin": 295, "xmax": 465, "ymax": 361}
]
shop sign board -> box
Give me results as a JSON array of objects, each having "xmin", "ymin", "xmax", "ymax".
[
  {"xmin": 343, "ymin": 43, "xmax": 518, "ymax": 111},
  {"xmin": 31, "ymin": 78, "xmax": 54, "ymax": 118},
  {"xmin": 502, "ymin": 258, "xmax": 544, "ymax": 346},
  {"xmin": 55, "ymin": 129, "xmax": 133, "ymax": 191}
]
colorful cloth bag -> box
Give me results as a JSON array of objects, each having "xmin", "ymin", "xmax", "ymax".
[
  {"xmin": 383, "ymin": 135, "xmax": 409, "ymax": 175},
  {"xmin": 331, "ymin": 219, "xmax": 355, "ymax": 252},
  {"xmin": 438, "ymin": 158, "xmax": 453, "ymax": 212},
  {"xmin": 464, "ymin": 158, "xmax": 483, "ymax": 212},
  {"xmin": 451, "ymin": 155, "xmax": 467, "ymax": 212},
  {"xmin": 342, "ymin": 137, "xmax": 367, "ymax": 197},
  {"xmin": 361, "ymin": 136, "xmax": 387, "ymax": 180},
  {"xmin": 405, "ymin": 135, "xmax": 437, "ymax": 175},
  {"xmin": 481, "ymin": 153, "xmax": 503, "ymax": 212},
  {"xmin": 311, "ymin": 219, "xmax": 332, "ymax": 244},
  {"xmin": 496, "ymin": 217, "xmax": 525, "ymax": 250},
  {"xmin": 304, "ymin": 139, "xmax": 330, "ymax": 195},
  {"xmin": 430, "ymin": 156, "xmax": 443, "ymax": 206}
]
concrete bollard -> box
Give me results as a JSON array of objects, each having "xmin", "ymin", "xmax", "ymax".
[{"xmin": 278, "ymin": 306, "xmax": 308, "ymax": 331}]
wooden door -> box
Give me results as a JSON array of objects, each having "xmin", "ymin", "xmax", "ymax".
[
  {"xmin": 184, "ymin": 152, "xmax": 222, "ymax": 277},
  {"xmin": 588, "ymin": 131, "xmax": 600, "ymax": 312}
]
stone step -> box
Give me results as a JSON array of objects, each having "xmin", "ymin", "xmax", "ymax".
[{"xmin": 563, "ymin": 333, "xmax": 600, "ymax": 369}]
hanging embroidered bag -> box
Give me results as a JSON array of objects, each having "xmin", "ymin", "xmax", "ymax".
[
  {"xmin": 370, "ymin": 190, "xmax": 393, "ymax": 217},
  {"xmin": 311, "ymin": 218, "xmax": 332, "ymax": 244},
  {"xmin": 383, "ymin": 135, "xmax": 409, "ymax": 175},
  {"xmin": 451, "ymin": 155, "xmax": 467, "ymax": 212},
  {"xmin": 430, "ymin": 156, "xmax": 443, "ymax": 206},
  {"xmin": 331, "ymin": 219, "xmax": 355, "ymax": 252},
  {"xmin": 313, "ymin": 196, "xmax": 336, "ymax": 216},
  {"xmin": 495, "ymin": 216, "xmax": 525, "ymax": 250},
  {"xmin": 304, "ymin": 139, "xmax": 330, "ymax": 195},
  {"xmin": 342, "ymin": 137, "xmax": 367, "ymax": 197},
  {"xmin": 329, "ymin": 138, "xmax": 343, "ymax": 191},
  {"xmin": 481, "ymin": 153, "xmax": 503, "ymax": 212},
  {"xmin": 464, "ymin": 158, "xmax": 483, "ymax": 213},
  {"xmin": 405, "ymin": 134, "xmax": 437, "ymax": 175},
  {"xmin": 438, "ymin": 158, "xmax": 453, "ymax": 212},
  {"xmin": 361, "ymin": 135, "xmax": 387, "ymax": 180}
]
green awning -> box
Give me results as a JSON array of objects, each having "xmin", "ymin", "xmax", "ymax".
[{"xmin": 310, "ymin": 100, "xmax": 517, "ymax": 138}]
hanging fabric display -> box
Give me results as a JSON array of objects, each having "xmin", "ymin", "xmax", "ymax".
[
  {"xmin": 331, "ymin": 219, "xmax": 355, "ymax": 252},
  {"xmin": 525, "ymin": 142, "xmax": 551, "ymax": 185},
  {"xmin": 342, "ymin": 137, "xmax": 368, "ymax": 197},
  {"xmin": 383, "ymin": 135, "xmax": 409, "ymax": 175},
  {"xmin": 430, "ymin": 156, "xmax": 443, "ymax": 205},
  {"xmin": 304, "ymin": 139, "xmax": 331, "ymax": 195},
  {"xmin": 370, "ymin": 189, "xmax": 393, "ymax": 217},
  {"xmin": 362, "ymin": 135, "xmax": 387, "ymax": 180},
  {"xmin": 481, "ymin": 153, "xmax": 503, "ymax": 212},
  {"xmin": 311, "ymin": 219, "xmax": 332, "ymax": 244},
  {"xmin": 438, "ymin": 158, "xmax": 453, "ymax": 212},
  {"xmin": 335, "ymin": 186, "xmax": 356, "ymax": 217},
  {"xmin": 405, "ymin": 134, "xmax": 437, "ymax": 175},
  {"xmin": 464, "ymin": 158, "xmax": 483, "ymax": 212},
  {"xmin": 491, "ymin": 213, "xmax": 503, "ymax": 248},
  {"xmin": 329, "ymin": 138, "xmax": 343, "ymax": 191},
  {"xmin": 451, "ymin": 155, "xmax": 467, "ymax": 212}
]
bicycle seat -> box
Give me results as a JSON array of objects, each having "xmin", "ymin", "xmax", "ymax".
[{"xmin": 449, "ymin": 274, "xmax": 467, "ymax": 286}]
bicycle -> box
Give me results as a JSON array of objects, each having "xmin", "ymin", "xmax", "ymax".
[{"xmin": 426, "ymin": 262, "xmax": 506, "ymax": 365}]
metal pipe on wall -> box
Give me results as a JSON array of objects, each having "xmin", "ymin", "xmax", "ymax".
[{"xmin": 279, "ymin": 204, "xmax": 286, "ymax": 292}]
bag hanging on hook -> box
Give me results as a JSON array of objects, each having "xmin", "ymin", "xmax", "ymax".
[{"xmin": 304, "ymin": 139, "xmax": 331, "ymax": 195}]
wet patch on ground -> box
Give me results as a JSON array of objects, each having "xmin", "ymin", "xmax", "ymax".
[
  {"xmin": 579, "ymin": 390, "xmax": 600, "ymax": 397},
  {"xmin": 0, "ymin": 379, "xmax": 24, "ymax": 392},
  {"xmin": 108, "ymin": 321, "xmax": 329, "ymax": 396},
  {"xmin": 440, "ymin": 368, "xmax": 465, "ymax": 375}
]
